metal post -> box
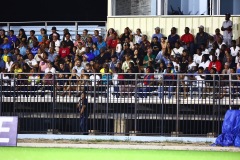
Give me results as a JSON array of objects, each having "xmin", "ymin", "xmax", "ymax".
[
  {"xmin": 134, "ymin": 73, "xmax": 138, "ymax": 133},
  {"xmin": 175, "ymin": 74, "xmax": 180, "ymax": 135},
  {"xmin": 161, "ymin": 74, "xmax": 164, "ymax": 135},
  {"xmin": 52, "ymin": 74, "xmax": 56, "ymax": 134},
  {"xmin": 93, "ymin": 73, "xmax": 96, "ymax": 131},
  {"xmin": 13, "ymin": 74, "xmax": 16, "ymax": 116},
  {"xmin": 106, "ymin": 74, "xmax": 109, "ymax": 134}
]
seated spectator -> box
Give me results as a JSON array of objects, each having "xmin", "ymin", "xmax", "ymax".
[
  {"xmin": 85, "ymin": 37, "xmax": 94, "ymax": 49},
  {"xmin": 139, "ymin": 34, "xmax": 151, "ymax": 54},
  {"xmin": 119, "ymin": 27, "xmax": 133, "ymax": 45},
  {"xmin": 72, "ymin": 59, "xmax": 84, "ymax": 77},
  {"xmin": 199, "ymin": 54, "xmax": 211, "ymax": 71},
  {"xmin": 151, "ymin": 36, "xmax": 161, "ymax": 56},
  {"xmin": 190, "ymin": 67, "xmax": 206, "ymax": 99},
  {"xmin": 208, "ymin": 55, "xmax": 222, "ymax": 73},
  {"xmin": 92, "ymin": 30, "xmax": 99, "ymax": 44},
  {"xmin": 133, "ymin": 28, "xmax": 142, "ymax": 44},
  {"xmin": 143, "ymin": 48, "xmax": 156, "ymax": 68},
  {"xmin": 44, "ymin": 62, "xmax": 56, "ymax": 74},
  {"xmin": 37, "ymin": 28, "xmax": 48, "ymax": 44},
  {"xmin": 122, "ymin": 53, "xmax": 134, "ymax": 73},
  {"xmin": 97, "ymin": 35, "xmax": 107, "ymax": 51},
  {"xmin": 171, "ymin": 41, "xmax": 184, "ymax": 58},
  {"xmin": 83, "ymin": 47, "xmax": 95, "ymax": 62},
  {"xmin": 195, "ymin": 25, "xmax": 209, "ymax": 49},
  {"xmin": 136, "ymin": 66, "xmax": 155, "ymax": 98},
  {"xmin": 158, "ymin": 64, "xmax": 176, "ymax": 99},
  {"xmin": 0, "ymin": 38, "xmax": 11, "ymax": 50},
  {"xmin": 59, "ymin": 41, "xmax": 70, "ymax": 59},
  {"xmin": 95, "ymin": 47, "xmax": 110, "ymax": 66},
  {"xmin": 25, "ymin": 53, "xmax": 38, "ymax": 69},
  {"xmin": 49, "ymin": 34, "xmax": 61, "ymax": 53},
  {"xmin": 5, "ymin": 56, "xmax": 13, "ymax": 73},
  {"xmin": 74, "ymin": 34, "xmax": 85, "ymax": 47},
  {"xmin": 28, "ymin": 68, "xmax": 40, "ymax": 97},
  {"xmin": 92, "ymin": 43, "xmax": 100, "ymax": 57}
]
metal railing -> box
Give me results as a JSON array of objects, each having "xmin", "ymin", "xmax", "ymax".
[{"xmin": 0, "ymin": 72, "xmax": 239, "ymax": 136}]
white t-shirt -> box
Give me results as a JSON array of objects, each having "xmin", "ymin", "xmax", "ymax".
[
  {"xmin": 116, "ymin": 44, "xmax": 122, "ymax": 53},
  {"xmin": 89, "ymin": 74, "xmax": 100, "ymax": 86},
  {"xmin": 230, "ymin": 46, "xmax": 240, "ymax": 57},
  {"xmin": 188, "ymin": 62, "xmax": 197, "ymax": 71},
  {"xmin": 171, "ymin": 47, "xmax": 184, "ymax": 57},
  {"xmin": 222, "ymin": 20, "xmax": 233, "ymax": 38},
  {"xmin": 45, "ymin": 67, "xmax": 56, "ymax": 74},
  {"xmin": 195, "ymin": 74, "xmax": 205, "ymax": 87},
  {"xmin": 193, "ymin": 54, "xmax": 202, "ymax": 65},
  {"xmin": 26, "ymin": 59, "xmax": 38, "ymax": 68},
  {"xmin": 199, "ymin": 60, "xmax": 210, "ymax": 70},
  {"xmin": 5, "ymin": 61, "xmax": 13, "ymax": 72}
]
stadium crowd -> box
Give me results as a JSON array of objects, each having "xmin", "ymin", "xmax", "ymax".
[{"xmin": 0, "ymin": 13, "xmax": 239, "ymax": 98}]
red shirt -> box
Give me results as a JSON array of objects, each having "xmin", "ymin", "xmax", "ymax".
[
  {"xmin": 180, "ymin": 33, "xmax": 194, "ymax": 44},
  {"xmin": 208, "ymin": 60, "xmax": 222, "ymax": 72},
  {"xmin": 59, "ymin": 47, "xmax": 70, "ymax": 58},
  {"xmin": 108, "ymin": 39, "xmax": 118, "ymax": 49}
]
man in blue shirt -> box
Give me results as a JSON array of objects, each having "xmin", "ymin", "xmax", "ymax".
[{"xmin": 152, "ymin": 27, "xmax": 163, "ymax": 42}]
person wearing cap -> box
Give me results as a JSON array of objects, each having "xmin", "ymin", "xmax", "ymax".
[
  {"xmin": 195, "ymin": 25, "xmax": 209, "ymax": 49},
  {"xmin": 221, "ymin": 13, "xmax": 233, "ymax": 47},
  {"xmin": 49, "ymin": 26, "xmax": 60, "ymax": 42},
  {"xmin": 0, "ymin": 29, "xmax": 6, "ymax": 45},
  {"xmin": 152, "ymin": 27, "xmax": 163, "ymax": 43}
]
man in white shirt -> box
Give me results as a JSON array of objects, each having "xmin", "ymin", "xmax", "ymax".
[
  {"xmin": 72, "ymin": 60, "xmax": 84, "ymax": 77},
  {"xmin": 25, "ymin": 53, "xmax": 38, "ymax": 69},
  {"xmin": 221, "ymin": 13, "xmax": 233, "ymax": 47},
  {"xmin": 44, "ymin": 62, "xmax": 56, "ymax": 74},
  {"xmin": 171, "ymin": 41, "xmax": 184, "ymax": 58}
]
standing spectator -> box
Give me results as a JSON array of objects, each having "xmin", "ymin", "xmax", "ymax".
[
  {"xmin": 38, "ymin": 28, "xmax": 48, "ymax": 43},
  {"xmin": 0, "ymin": 29, "xmax": 6, "ymax": 45},
  {"xmin": 119, "ymin": 27, "xmax": 133, "ymax": 45},
  {"xmin": 152, "ymin": 27, "xmax": 163, "ymax": 42},
  {"xmin": 7, "ymin": 30, "xmax": 18, "ymax": 50},
  {"xmin": 105, "ymin": 28, "xmax": 116, "ymax": 44},
  {"xmin": 49, "ymin": 26, "xmax": 60, "ymax": 42},
  {"xmin": 81, "ymin": 29, "xmax": 91, "ymax": 44},
  {"xmin": 17, "ymin": 28, "xmax": 27, "ymax": 44},
  {"xmin": 180, "ymin": 27, "xmax": 195, "ymax": 55},
  {"xmin": 28, "ymin": 30, "xmax": 37, "ymax": 49},
  {"xmin": 208, "ymin": 55, "xmax": 222, "ymax": 73},
  {"xmin": 63, "ymin": 33, "xmax": 74, "ymax": 52},
  {"xmin": 221, "ymin": 13, "xmax": 233, "ymax": 47},
  {"xmin": 92, "ymin": 30, "xmax": 99, "ymax": 44},
  {"xmin": 195, "ymin": 25, "xmax": 209, "ymax": 49},
  {"xmin": 167, "ymin": 27, "xmax": 180, "ymax": 49},
  {"xmin": 77, "ymin": 92, "xmax": 88, "ymax": 135}
]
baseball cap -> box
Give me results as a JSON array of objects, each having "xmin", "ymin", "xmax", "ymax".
[{"xmin": 198, "ymin": 25, "xmax": 204, "ymax": 29}]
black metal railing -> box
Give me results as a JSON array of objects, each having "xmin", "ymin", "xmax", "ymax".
[{"xmin": 0, "ymin": 73, "xmax": 239, "ymax": 136}]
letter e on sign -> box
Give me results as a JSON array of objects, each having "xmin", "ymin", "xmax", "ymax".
[{"xmin": 0, "ymin": 116, "xmax": 18, "ymax": 146}]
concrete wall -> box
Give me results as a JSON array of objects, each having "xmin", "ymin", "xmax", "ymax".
[{"xmin": 107, "ymin": 16, "xmax": 240, "ymax": 41}]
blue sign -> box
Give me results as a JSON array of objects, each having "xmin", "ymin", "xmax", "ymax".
[{"xmin": 0, "ymin": 116, "xmax": 18, "ymax": 146}]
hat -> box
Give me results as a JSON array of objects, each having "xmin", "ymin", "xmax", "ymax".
[
  {"xmin": 51, "ymin": 27, "xmax": 57, "ymax": 30},
  {"xmin": 198, "ymin": 25, "xmax": 204, "ymax": 29},
  {"xmin": 155, "ymin": 27, "xmax": 160, "ymax": 30}
]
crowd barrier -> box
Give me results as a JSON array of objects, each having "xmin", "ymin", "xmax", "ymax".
[{"xmin": 1, "ymin": 73, "xmax": 239, "ymax": 136}]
